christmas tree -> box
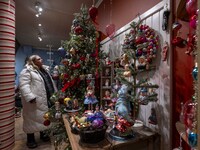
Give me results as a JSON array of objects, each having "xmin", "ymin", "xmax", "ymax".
[
  {"xmin": 43, "ymin": 5, "xmax": 101, "ymax": 149},
  {"xmin": 61, "ymin": 5, "xmax": 98, "ymax": 101},
  {"xmin": 114, "ymin": 20, "xmax": 159, "ymax": 122}
]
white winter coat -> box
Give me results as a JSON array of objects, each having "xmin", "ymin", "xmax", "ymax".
[{"xmin": 19, "ymin": 64, "xmax": 57, "ymax": 133}]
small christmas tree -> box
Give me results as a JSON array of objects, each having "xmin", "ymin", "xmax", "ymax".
[{"xmin": 110, "ymin": 22, "xmax": 158, "ymax": 138}]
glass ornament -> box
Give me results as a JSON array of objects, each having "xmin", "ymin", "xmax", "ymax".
[
  {"xmin": 192, "ymin": 63, "xmax": 198, "ymax": 81},
  {"xmin": 188, "ymin": 131, "xmax": 197, "ymax": 148},
  {"xmin": 186, "ymin": 0, "xmax": 197, "ymax": 15},
  {"xmin": 58, "ymin": 46, "xmax": 66, "ymax": 57},
  {"xmin": 183, "ymin": 100, "xmax": 197, "ymax": 130}
]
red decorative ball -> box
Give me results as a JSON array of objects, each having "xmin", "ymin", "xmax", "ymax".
[
  {"xmin": 43, "ymin": 119, "xmax": 51, "ymax": 126},
  {"xmin": 74, "ymin": 26, "xmax": 83, "ymax": 34}
]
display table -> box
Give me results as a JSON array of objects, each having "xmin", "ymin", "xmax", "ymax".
[{"xmin": 63, "ymin": 114, "xmax": 160, "ymax": 150}]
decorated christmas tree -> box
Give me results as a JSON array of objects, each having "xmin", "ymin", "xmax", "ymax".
[
  {"xmin": 60, "ymin": 5, "xmax": 98, "ymax": 102},
  {"xmin": 109, "ymin": 20, "xmax": 160, "ymax": 137},
  {"xmin": 43, "ymin": 5, "xmax": 102, "ymax": 148}
]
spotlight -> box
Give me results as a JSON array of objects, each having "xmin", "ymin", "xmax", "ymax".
[
  {"xmin": 35, "ymin": 1, "xmax": 43, "ymax": 17},
  {"xmin": 38, "ymin": 34, "xmax": 42, "ymax": 41}
]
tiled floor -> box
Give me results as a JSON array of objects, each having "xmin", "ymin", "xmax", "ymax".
[{"xmin": 13, "ymin": 111, "xmax": 68, "ymax": 150}]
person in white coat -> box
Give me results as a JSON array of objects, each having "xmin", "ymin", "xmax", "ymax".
[{"xmin": 19, "ymin": 55, "xmax": 57, "ymax": 148}]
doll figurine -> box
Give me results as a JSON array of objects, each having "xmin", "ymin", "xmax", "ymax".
[
  {"xmin": 105, "ymin": 68, "xmax": 110, "ymax": 76},
  {"xmin": 123, "ymin": 64, "xmax": 131, "ymax": 77},
  {"xmin": 137, "ymin": 56, "xmax": 149, "ymax": 70},
  {"xmin": 84, "ymin": 85, "xmax": 98, "ymax": 110},
  {"xmin": 138, "ymin": 87, "xmax": 148, "ymax": 105},
  {"xmin": 105, "ymin": 79, "xmax": 110, "ymax": 87},
  {"xmin": 148, "ymin": 108, "xmax": 157, "ymax": 125},
  {"xmin": 103, "ymin": 90, "xmax": 111, "ymax": 100}
]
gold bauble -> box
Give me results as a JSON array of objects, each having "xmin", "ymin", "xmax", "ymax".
[
  {"xmin": 70, "ymin": 48, "xmax": 76, "ymax": 55},
  {"xmin": 43, "ymin": 112, "xmax": 50, "ymax": 120},
  {"xmin": 64, "ymin": 97, "xmax": 71, "ymax": 105}
]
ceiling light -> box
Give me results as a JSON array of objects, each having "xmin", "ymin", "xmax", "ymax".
[
  {"xmin": 38, "ymin": 24, "xmax": 42, "ymax": 26},
  {"xmin": 38, "ymin": 34, "xmax": 42, "ymax": 41},
  {"xmin": 35, "ymin": 1, "xmax": 43, "ymax": 17}
]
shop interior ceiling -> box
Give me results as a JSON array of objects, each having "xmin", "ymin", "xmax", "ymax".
[{"xmin": 16, "ymin": 0, "xmax": 102, "ymax": 50}]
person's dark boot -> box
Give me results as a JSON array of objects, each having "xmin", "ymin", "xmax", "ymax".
[
  {"xmin": 26, "ymin": 133, "xmax": 37, "ymax": 149},
  {"xmin": 40, "ymin": 131, "xmax": 50, "ymax": 142}
]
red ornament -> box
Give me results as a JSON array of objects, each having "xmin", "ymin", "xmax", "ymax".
[
  {"xmin": 71, "ymin": 63, "xmax": 81, "ymax": 69},
  {"xmin": 43, "ymin": 119, "xmax": 51, "ymax": 126},
  {"xmin": 116, "ymin": 123, "xmax": 126, "ymax": 132},
  {"xmin": 89, "ymin": 6, "xmax": 98, "ymax": 22},
  {"xmin": 186, "ymin": 0, "xmax": 197, "ymax": 16},
  {"xmin": 189, "ymin": 15, "xmax": 197, "ymax": 29},
  {"xmin": 106, "ymin": 24, "xmax": 116, "ymax": 38},
  {"xmin": 74, "ymin": 26, "xmax": 83, "ymax": 34},
  {"xmin": 172, "ymin": 36, "xmax": 187, "ymax": 48}
]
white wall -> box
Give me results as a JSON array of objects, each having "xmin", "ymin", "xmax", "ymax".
[{"xmin": 100, "ymin": 1, "xmax": 171, "ymax": 149}]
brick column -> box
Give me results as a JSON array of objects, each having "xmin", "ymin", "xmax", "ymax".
[{"xmin": 0, "ymin": 0, "xmax": 15, "ymax": 149}]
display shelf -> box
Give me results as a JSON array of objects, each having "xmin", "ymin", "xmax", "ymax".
[{"xmin": 100, "ymin": 64, "xmax": 114, "ymax": 106}]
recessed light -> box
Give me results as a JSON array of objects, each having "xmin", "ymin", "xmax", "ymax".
[{"xmin": 38, "ymin": 24, "xmax": 42, "ymax": 26}]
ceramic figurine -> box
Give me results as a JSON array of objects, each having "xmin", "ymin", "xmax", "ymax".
[
  {"xmin": 84, "ymin": 85, "xmax": 98, "ymax": 110},
  {"xmin": 105, "ymin": 79, "xmax": 110, "ymax": 87},
  {"xmin": 148, "ymin": 108, "xmax": 157, "ymax": 125}
]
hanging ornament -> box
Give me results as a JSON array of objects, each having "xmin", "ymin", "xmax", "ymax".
[
  {"xmin": 192, "ymin": 63, "xmax": 198, "ymax": 81},
  {"xmin": 172, "ymin": 22, "xmax": 182, "ymax": 32},
  {"xmin": 183, "ymin": 100, "xmax": 197, "ymax": 131},
  {"xmin": 43, "ymin": 119, "xmax": 51, "ymax": 126},
  {"xmin": 89, "ymin": 5, "xmax": 98, "ymax": 23},
  {"xmin": 162, "ymin": 41, "xmax": 169, "ymax": 61},
  {"xmin": 70, "ymin": 47, "xmax": 76, "ymax": 55},
  {"xmin": 74, "ymin": 26, "xmax": 83, "ymax": 34},
  {"xmin": 185, "ymin": 33, "xmax": 197, "ymax": 55},
  {"xmin": 55, "ymin": 111, "xmax": 62, "ymax": 119},
  {"xmin": 188, "ymin": 130, "xmax": 197, "ymax": 148},
  {"xmin": 43, "ymin": 112, "xmax": 50, "ymax": 120},
  {"xmin": 72, "ymin": 19, "xmax": 80, "ymax": 27},
  {"xmin": 186, "ymin": 0, "xmax": 197, "ymax": 16},
  {"xmin": 58, "ymin": 46, "xmax": 66, "ymax": 57},
  {"xmin": 105, "ymin": 23, "xmax": 116, "ymax": 39},
  {"xmin": 162, "ymin": 9, "xmax": 170, "ymax": 31},
  {"xmin": 172, "ymin": 36, "xmax": 187, "ymax": 48},
  {"xmin": 189, "ymin": 14, "xmax": 197, "ymax": 29}
]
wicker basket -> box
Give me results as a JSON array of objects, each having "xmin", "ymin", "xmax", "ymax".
[{"xmin": 78, "ymin": 125, "xmax": 107, "ymax": 143}]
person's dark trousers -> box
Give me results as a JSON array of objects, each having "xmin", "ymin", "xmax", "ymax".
[
  {"xmin": 40, "ymin": 131, "xmax": 50, "ymax": 142},
  {"xmin": 26, "ymin": 133, "xmax": 37, "ymax": 149}
]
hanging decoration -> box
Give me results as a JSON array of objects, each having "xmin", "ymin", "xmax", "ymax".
[
  {"xmin": 162, "ymin": 4, "xmax": 170, "ymax": 31},
  {"xmin": 162, "ymin": 41, "xmax": 169, "ymax": 61},
  {"xmin": 182, "ymin": 2, "xmax": 198, "ymax": 147},
  {"xmin": 105, "ymin": 23, "xmax": 116, "ymax": 38},
  {"xmin": 89, "ymin": 5, "xmax": 98, "ymax": 23},
  {"xmin": 105, "ymin": 0, "xmax": 116, "ymax": 39},
  {"xmin": 185, "ymin": 0, "xmax": 197, "ymax": 16}
]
